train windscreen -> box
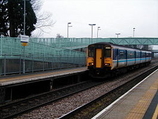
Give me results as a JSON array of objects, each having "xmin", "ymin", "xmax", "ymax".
[
  {"xmin": 88, "ymin": 46, "xmax": 95, "ymax": 57},
  {"xmin": 104, "ymin": 47, "xmax": 111, "ymax": 57}
]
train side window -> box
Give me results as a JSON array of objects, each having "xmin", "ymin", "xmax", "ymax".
[
  {"xmin": 136, "ymin": 51, "xmax": 140, "ymax": 58},
  {"xmin": 149, "ymin": 53, "xmax": 151, "ymax": 57},
  {"xmin": 142, "ymin": 52, "xmax": 145, "ymax": 58},
  {"xmin": 146, "ymin": 52, "xmax": 151, "ymax": 57},
  {"xmin": 127, "ymin": 51, "xmax": 130, "ymax": 59},
  {"xmin": 119, "ymin": 50, "xmax": 126, "ymax": 59},
  {"xmin": 127, "ymin": 51, "xmax": 134, "ymax": 59}
]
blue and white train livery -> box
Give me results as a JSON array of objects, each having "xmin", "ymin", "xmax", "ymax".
[{"xmin": 87, "ymin": 42, "xmax": 152, "ymax": 78}]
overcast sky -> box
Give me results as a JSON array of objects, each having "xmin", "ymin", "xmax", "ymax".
[{"xmin": 35, "ymin": 0, "xmax": 158, "ymax": 38}]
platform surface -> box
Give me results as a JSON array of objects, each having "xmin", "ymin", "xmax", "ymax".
[
  {"xmin": 92, "ymin": 69, "xmax": 158, "ymax": 119},
  {"xmin": 0, "ymin": 67, "xmax": 87, "ymax": 86}
]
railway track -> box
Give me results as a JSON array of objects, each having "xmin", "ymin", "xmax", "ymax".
[
  {"xmin": 59, "ymin": 65, "xmax": 158, "ymax": 119},
  {"xmin": 0, "ymin": 59, "xmax": 158, "ymax": 119},
  {"xmin": 0, "ymin": 80, "xmax": 103, "ymax": 119}
]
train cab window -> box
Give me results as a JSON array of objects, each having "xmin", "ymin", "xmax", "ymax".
[
  {"xmin": 88, "ymin": 46, "xmax": 95, "ymax": 57},
  {"xmin": 104, "ymin": 47, "xmax": 111, "ymax": 57}
]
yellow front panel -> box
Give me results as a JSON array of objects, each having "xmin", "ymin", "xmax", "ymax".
[
  {"xmin": 104, "ymin": 58, "xmax": 112, "ymax": 67},
  {"xmin": 87, "ymin": 57, "xmax": 94, "ymax": 66},
  {"xmin": 96, "ymin": 49, "xmax": 102, "ymax": 68}
]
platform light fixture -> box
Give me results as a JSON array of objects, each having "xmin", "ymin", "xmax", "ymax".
[
  {"xmin": 115, "ymin": 33, "xmax": 121, "ymax": 38},
  {"xmin": 67, "ymin": 22, "xmax": 72, "ymax": 38},
  {"xmin": 89, "ymin": 24, "xmax": 96, "ymax": 38},
  {"xmin": 133, "ymin": 28, "xmax": 135, "ymax": 37},
  {"xmin": 23, "ymin": 0, "xmax": 26, "ymax": 35},
  {"xmin": 97, "ymin": 27, "xmax": 101, "ymax": 38}
]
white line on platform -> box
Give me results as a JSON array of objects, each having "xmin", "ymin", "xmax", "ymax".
[{"xmin": 92, "ymin": 68, "xmax": 158, "ymax": 119}]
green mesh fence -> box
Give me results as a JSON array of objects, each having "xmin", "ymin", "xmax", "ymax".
[
  {"xmin": 0, "ymin": 37, "xmax": 157, "ymax": 75},
  {"xmin": 0, "ymin": 37, "xmax": 90, "ymax": 75}
]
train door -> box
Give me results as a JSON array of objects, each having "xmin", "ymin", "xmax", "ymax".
[
  {"xmin": 112, "ymin": 49, "xmax": 118, "ymax": 68},
  {"xmin": 134, "ymin": 51, "xmax": 136, "ymax": 64},
  {"xmin": 95, "ymin": 49, "xmax": 103, "ymax": 68},
  {"xmin": 125, "ymin": 50, "xmax": 127, "ymax": 66},
  {"xmin": 116, "ymin": 49, "xmax": 119, "ymax": 67}
]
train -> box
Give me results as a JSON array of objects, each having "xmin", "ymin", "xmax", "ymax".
[{"xmin": 87, "ymin": 42, "xmax": 152, "ymax": 78}]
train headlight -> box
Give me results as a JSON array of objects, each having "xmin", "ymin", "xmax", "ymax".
[
  {"xmin": 89, "ymin": 62, "xmax": 94, "ymax": 66},
  {"xmin": 105, "ymin": 63, "xmax": 110, "ymax": 66}
]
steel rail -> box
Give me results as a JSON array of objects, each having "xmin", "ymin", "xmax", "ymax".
[
  {"xmin": 1, "ymin": 59, "xmax": 158, "ymax": 119},
  {"xmin": 59, "ymin": 65, "xmax": 158, "ymax": 119},
  {"xmin": 0, "ymin": 80, "xmax": 103, "ymax": 119}
]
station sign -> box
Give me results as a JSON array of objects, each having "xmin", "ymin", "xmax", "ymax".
[{"xmin": 20, "ymin": 35, "xmax": 29, "ymax": 46}]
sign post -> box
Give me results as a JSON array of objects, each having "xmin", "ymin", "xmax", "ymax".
[
  {"xmin": 20, "ymin": 35, "xmax": 29, "ymax": 74},
  {"xmin": 20, "ymin": 35, "xmax": 29, "ymax": 46}
]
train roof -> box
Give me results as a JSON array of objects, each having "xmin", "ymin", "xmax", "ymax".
[
  {"xmin": 88, "ymin": 42, "xmax": 151, "ymax": 52},
  {"xmin": 89, "ymin": 42, "xmax": 113, "ymax": 45}
]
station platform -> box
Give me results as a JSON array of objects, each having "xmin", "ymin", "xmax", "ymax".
[
  {"xmin": 0, "ymin": 67, "xmax": 87, "ymax": 87},
  {"xmin": 92, "ymin": 69, "xmax": 158, "ymax": 119}
]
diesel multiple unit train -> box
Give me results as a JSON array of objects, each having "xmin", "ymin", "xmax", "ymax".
[{"xmin": 87, "ymin": 42, "xmax": 152, "ymax": 78}]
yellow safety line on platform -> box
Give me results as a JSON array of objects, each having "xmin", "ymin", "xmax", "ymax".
[
  {"xmin": 152, "ymin": 105, "xmax": 158, "ymax": 119},
  {"xmin": 125, "ymin": 78, "xmax": 158, "ymax": 119},
  {"xmin": 0, "ymin": 67, "xmax": 86, "ymax": 83}
]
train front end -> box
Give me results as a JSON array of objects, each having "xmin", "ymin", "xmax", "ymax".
[{"xmin": 87, "ymin": 43, "xmax": 112, "ymax": 78}]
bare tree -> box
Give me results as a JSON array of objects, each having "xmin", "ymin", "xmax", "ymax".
[
  {"xmin": 31, "ymin": 0, "xmax": 55, "ymax": 37},
  {"xmin": 0, "ymin": 0, "xmax": 37, "ymax": 37},
  {"xmin": 56, "ymin": 34, "xmax": 64, "ymax": 38}
]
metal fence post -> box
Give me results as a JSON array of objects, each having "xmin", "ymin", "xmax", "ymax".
[
  {"xmin": 1, "ymin": 35, "xmax": 2, "ymax": 56},
  {"xmin": 4, "ymin": 54, "xmax": 6, "ymax": 76},
  {"xmin": 23, "ymin": 46, "xmax": 25, "ymax": 74}
]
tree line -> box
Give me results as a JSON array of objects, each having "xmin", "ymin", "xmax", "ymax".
[{"xmin": 0, "ymin": 0, "xmax": 47, "ymax": 37}]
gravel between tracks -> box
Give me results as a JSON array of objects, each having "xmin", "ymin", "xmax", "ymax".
[{"xmin": 14, "ymin": 64, "xmax": 155, "ymax": 119}]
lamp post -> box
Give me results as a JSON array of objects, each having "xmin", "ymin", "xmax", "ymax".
[
  {"xmin": 67, "ymin": 22, "xmax": 72, "ymax": 38},
  {"xmin": 133, "ymin": 28, "xmax": 135, "ymax": 37},
  {"xmin": 22, "ymin": 0, "xmax": 30, "ymax": 74},
  {"xmin": 97, "ymin": 27, "xmax": 101, "ymax": 38},
  {"xmin": 22, "ymin": 0, "xmax": 26, "ymax": 74},
  {"xmin": 115, "ymin": 33, "xmax": 120, "ymax": 38},
  {"xmin": 24, "ymin": 0, "xmax": 26, "ymax": 35},
  {"xmin": 89, "ymin": 24, "xmax": 96, "ymax": 38}
]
